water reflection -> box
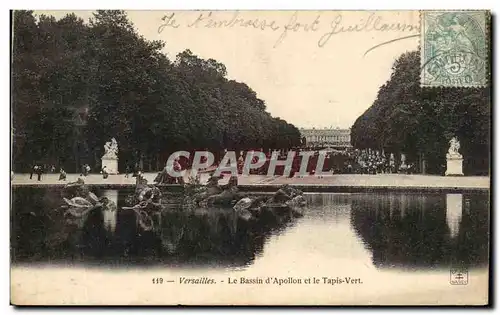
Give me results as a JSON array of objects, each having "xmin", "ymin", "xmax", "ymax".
[
  {"xmin": 11, "ymin": 188, "xmax": 489, "ymax": 271},
  {"xmin": 303, "ymin": 193, "xmax": 352, "ymax": 222},
  {"xmin": 446, "ymin": 194, "xmax": 463, "ymax": 239},
  {"xmin": 350, "ymin": 192, "xmax": 489, "ymax": 269},
  {"xmin": 102, "ymin": 190, "xmax": 118, "ymax": 233},
  {"xmin": 11, "ymin": 188, "xmax": 297, "ymax": 268}
]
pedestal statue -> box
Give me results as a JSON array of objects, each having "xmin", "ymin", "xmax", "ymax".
[
  {"xmin": 400, "ymin": 153, "xmax": 407, "ymax": 169},
  {"xmin": 101, "ymin": 138, "xmax": 119, "ymax": 174},
  {"xmin": 445, "ymin": 137, "xmax": 464, "ymax": 176},
  {"xmin": 389, "ymin": 153, "xmax": 395, "ymax": 173}
]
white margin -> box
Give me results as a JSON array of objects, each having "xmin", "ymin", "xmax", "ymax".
[{"xmin": 2, "ymin": 0, "xmax": 498, "ymax": 314}]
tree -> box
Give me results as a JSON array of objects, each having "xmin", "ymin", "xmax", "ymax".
[
  {"xmin": 11, "ymin": 10, "xmax": 301, "ymax": 172},
  {"xmin": 351, "ymin": 51, "xmax": 490, "ymax": 175}
]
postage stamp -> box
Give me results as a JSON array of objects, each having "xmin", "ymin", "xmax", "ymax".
[{"xmin": 420, "ymin": 10, "xmax": 489, "ymax": 87}]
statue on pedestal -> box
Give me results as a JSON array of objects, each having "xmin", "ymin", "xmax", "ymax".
[
  {"xmin": 103, "ymin": 138, "xmax": 118, "ymax": 159},
  {"xmin": 389, "ymin": 153, "xmax": 395, "ymax": 173},
  {"xmin": 446, "ymin": 137, "xmax": 463, "ymax": 159},
  {"xmin": 399, "ymin": 153, "xmax": 408, "ymax": 173},
  {"xmin": 445, "ymin": 136, "xmax": 464, "ymax": 176},
  {"xmin": 101, "ymin": 138, "xmax": 119, "ymax": 174}
]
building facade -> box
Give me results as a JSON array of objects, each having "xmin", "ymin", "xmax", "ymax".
[{"xmin": 300, "ymin": 127, "xmax": 352, "ymax": 149}]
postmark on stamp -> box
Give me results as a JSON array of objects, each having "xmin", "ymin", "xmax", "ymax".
[{"xmin": 420, "ymin": 11, "xmax": 489, "ymax": 87}]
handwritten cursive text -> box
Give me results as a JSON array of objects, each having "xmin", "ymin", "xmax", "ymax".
[
  {"xmin": 318, "ymin": 13, "xmax": 418, "ymax": 47},
  {"xmin": 157, "ymin": 11, "xmax": 419, "ymax": 54}
]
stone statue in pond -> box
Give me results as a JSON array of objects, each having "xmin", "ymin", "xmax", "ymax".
[
  {"xmin": 103, "ymin": 138, "xmax": 118, "ymax": 159},
  {"xmin": 446, "ymin": 137, "xmax": 462, "ymax": 159}
]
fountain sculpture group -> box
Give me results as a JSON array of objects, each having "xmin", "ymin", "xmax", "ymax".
[{"xmin": 59, "ymin": 169, "xmax": 307, "ymax": 238}]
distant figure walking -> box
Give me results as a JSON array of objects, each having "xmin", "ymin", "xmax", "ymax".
[
  {"xmin": 30, "ymin": 165, "xmax": 37, "ymax": 180},
  {"xmin": 101, "ymin": 166, "xmax": 109, "ymax": 179},
  {"xmin": 50, "ymin": 165, "xmax": 56, "ymax": 173},
  {"xmin": 132, "ymin": 164, "xmax": 141, "ymax": 177},
  {"xmin": 81, "ymin": 164, "xmax": 91, "ymax": 177},
  {"xmin": 59, "ymin": 168, "xmax": 67, "ymax": 181},
  {"xmin": 125, "ymin": 165, "xmax": 130, "ymax": 178},
  {"xmin": 36, "ymin": 165, "xmax": 43, "ymax": 181}
]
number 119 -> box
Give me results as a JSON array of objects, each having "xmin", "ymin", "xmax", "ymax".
[{"xmin": 152, "ymin": 277, "xmax": 163, "ymax": 284}]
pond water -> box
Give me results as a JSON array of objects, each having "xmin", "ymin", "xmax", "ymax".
[{"xmin": 11, "ymin": 187, "xmax": 489, "ymax": 272}]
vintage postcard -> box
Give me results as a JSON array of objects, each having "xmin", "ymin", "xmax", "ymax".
[{"xmin": 10, "ymin": 10, "xmax": 491, "ymax": 306}]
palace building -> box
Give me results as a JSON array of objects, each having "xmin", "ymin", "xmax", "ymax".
[{"xmin": 299, "ymin": 127, "xmax": 352, "ymax": 150}]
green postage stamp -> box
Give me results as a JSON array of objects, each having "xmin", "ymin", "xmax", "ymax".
[{"xmin": 420, "ymin": 10, "xmax": 489, "ymax": 87}]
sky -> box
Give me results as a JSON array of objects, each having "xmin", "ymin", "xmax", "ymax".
[{"xmin": 36, "ymin": 10, "xmax": 420, "ymax": 129}]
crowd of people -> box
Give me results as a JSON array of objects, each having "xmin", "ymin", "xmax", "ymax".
[
  {"xmin": 26, "ymin": 163, "xmax": 62, "ymax": 181},
  {"xmin": 346, "ymin": 149, "xmax": 415, "ymax": 175},
  {"xmin": 228, "ymin": 148, "xmax": 416, "ymax": 176},
  {"xmin": 24, "ymin": 162, "xmax": 121, "ymax": 181}
]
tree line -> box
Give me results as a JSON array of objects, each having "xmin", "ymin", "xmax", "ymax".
[
  {"xmin": 12, "ymin": 10, "xmax": 301, "ymax": 172},
  {"xmin": 350, "ymin": 51, "xmax": 490, "ymax": 175}
]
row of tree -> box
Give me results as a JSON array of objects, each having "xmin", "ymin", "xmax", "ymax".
[
  {"xmin": 351, "ymin": 51, "xmax": 490, "ymax": 175},
  {"xmin": 12, "ymin": 10, "xmax": 302, "ymax": 172}
]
